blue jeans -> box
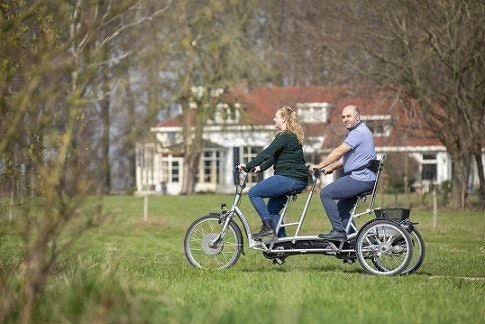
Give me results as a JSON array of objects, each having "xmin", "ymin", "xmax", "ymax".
[
  {"xmin": 319, "ymin": 175, "xmax": 375, "ymax": 232},
  {"xmin": 248, "ymin": 175, "xmax": 307, "ymax": 237}
]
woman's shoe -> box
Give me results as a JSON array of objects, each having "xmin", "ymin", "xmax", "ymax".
[{"xmin": 253, "ymin": 220, "xmax": 275, "ymax": 240}]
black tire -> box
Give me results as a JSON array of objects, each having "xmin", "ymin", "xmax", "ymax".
[
  {"xmin": 184, "ymin": 214, "xmax": 243, "ymax": 270},
  {"xmin": 356, "ymin": 219, "xmax": 413, "ymax": 275},
  {"xmin": 401, "ymin": 228, "xmax": 425, "ymax": 274}
]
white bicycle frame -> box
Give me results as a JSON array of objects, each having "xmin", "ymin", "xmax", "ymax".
[{"xmin": 214, "ymin": 156, "xmax": 386, "ymax": 255}]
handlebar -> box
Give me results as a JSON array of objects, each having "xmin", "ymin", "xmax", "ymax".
[
  {"xmin": 234, "ymin": 163, "xmax": 256, "ymax": 173},
  {"xmin": 311, "ymin": 167, "xmax": 333, "ymax": 175}
]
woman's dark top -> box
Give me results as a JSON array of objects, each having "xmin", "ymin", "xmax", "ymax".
[{"xmin": 246, "ymin": 131, "xmax": 308, "ymax": 183}]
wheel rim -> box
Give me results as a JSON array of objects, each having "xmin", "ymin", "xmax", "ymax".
[
  {"xmin": 401, "ymin": 229, "xmax": 425, "ymax": 274},
  {"xmin": 184, "ymin": 216, "xmax": 242, "ymax": 270},
  {"xmin": 356, "ymin": 220, "xmax": 412, "ymax": 275}
]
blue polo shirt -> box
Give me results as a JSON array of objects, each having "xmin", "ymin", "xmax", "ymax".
[{"xmin": 343, "ymin": 121, "xmax": 377, "ymax": 182}]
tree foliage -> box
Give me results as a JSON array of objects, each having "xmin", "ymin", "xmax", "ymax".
[
  {"xmin": 264, "ymin": 0, "xmax": 485, "ymax": 208},
  {"xmin": 351, "ymin": 0, "xmax": 485, "ymax": 208},
  {"xmin": 0, "ymin": 0, "xmax": 168, "ymax": 321},
  {"xmin": 158, "ymin": 0, "xmax": 272, "ymax": 194}
]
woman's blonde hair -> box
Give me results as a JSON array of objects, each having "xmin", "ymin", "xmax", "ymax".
[{"xmin": 278, "ymin": 106, "xmax": 304, "ymax": 145}]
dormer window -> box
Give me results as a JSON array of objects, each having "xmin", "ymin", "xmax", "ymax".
[
  {"xmin": 212, "ymin": 103, "xmax": 241, "ymax": 124},
  {"xmin": 296, "ymin": 102, "xmax": 334, "ymax": 123},
  {"xmin": 361, "ymin": 115, "xmax": 392, "ymax": 137}
]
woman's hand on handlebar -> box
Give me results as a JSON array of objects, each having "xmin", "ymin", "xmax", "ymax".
[
  {"xmin": 237, "ymin": 163, "xmax": 247, "ymax": 171},
  {"xmin": 237, "ymin": 164, "xmax": 260, "ymax": 173},
  {"xmin": 308, "ymin": 164, "xmax": 320, "ymax": 174}
]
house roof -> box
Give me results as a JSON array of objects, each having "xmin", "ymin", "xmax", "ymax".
[{"xmin": 154, "ymin": 85, "xmax": 444, "ymax": 151}]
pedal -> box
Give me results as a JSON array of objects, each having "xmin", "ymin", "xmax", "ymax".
[
  {"xmin": 273, "ymin": 257, "xmax": 285, "ymax": 265},
  {"xmin": 254, "ymin": 233, "xmax": 276, "ymax": 242}
]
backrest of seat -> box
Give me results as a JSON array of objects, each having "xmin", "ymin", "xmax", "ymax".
[{"xmin": 367, "ymin": 154, "xmax": 386, "ymax": 210}]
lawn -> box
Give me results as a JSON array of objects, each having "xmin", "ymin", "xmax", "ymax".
[{"xmin": 1, "ymin": 193, "xmax": 484, "ymax": 323}]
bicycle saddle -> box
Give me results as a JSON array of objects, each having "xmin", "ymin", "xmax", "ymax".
[
  {"xmin": 357, "ymin": 191, "xmax": 372, "ymax": 197},
  {"xmin": 286, "ymin": 189, "xmax": 304, "ymax": 196}
]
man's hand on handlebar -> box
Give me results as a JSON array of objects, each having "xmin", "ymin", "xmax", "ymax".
[{"xmin": 308, "ymin": 164, "xmax": 333, "ymax": 175}]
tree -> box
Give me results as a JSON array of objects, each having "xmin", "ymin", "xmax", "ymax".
[
  {"xmin": 264, "ymin": 0, "xmax": 485, "ymax": 209},
  {"xmin": 264, "ymin": 1, "xmax": 354, "ymax": 86},
  {"xmin": 0, "ymin": 0, "xmax": 169, "ymax": 321},
  {"xmin": 351, "ymin": 0, "xmax": 485, "ymax": 208},
  {"xmin": 159, "ymin": 0, "xmax": 272, "ymax": 194}
]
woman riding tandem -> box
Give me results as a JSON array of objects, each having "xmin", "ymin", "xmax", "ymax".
[{"xmin": 238, "ymin": 106, "xmax": 309, "ymax": 239}]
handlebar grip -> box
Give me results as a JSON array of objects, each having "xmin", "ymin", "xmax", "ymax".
[
  {"xmin": 313, "ymin": 168, "xmax": 321, "ymax": 177},
  {"xmin": 312, "ymin": 167, "xmax": 333, "ymax": 176},
  {"xmin": 234, "ymin": 163, "xmax": 253, "ymax": 173}
]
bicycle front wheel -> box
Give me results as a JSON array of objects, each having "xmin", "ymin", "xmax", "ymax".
[
  {"xmin": 356, "ymin": 219, "xmax": 413, "ymax": 275},
  {"xmin": 184, "ymin": 214, "xmax": 243, "ymax": 270}
]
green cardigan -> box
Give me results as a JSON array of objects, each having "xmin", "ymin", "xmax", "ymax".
[{"xmin": 246, "ymin": 131, "xmax": 309, "ymax": 183}]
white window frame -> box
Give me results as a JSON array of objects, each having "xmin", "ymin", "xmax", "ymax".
[
  {"xmin": 361, "ymin": 115, "xmax": 392, "ymax": 137},
  {"xmin": 211, "ymin": 103, "xmax": 241, "ymax": 124},
  {"xmin": 296, "ymin": 102, "xmax": 334, "ymax": 123},
  {"xmin": 241, "ymin": 146, "xmax": 262, "ymax": 185},
  {"xmin": 198, "ymin": 149, "xmax": 221, "ymax": 184},
  {"xmin": 160, "ymin": 155, "xmax": 182, "ymax": 183}
]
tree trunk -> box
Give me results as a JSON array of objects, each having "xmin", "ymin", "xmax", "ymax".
[
  {"xmin": 474, "ymin": 152, "xmax": 485, "ymax": 205},
  {"xmin": 449, "ymin": 151, "xmax": 471, "ymax": 209},
  {"xmin": 125, "ymin": 78, "xmax": 137, "ymax": 191},
  {"xmin": 100, "ymin": 90, "xmax": 111, "ymax": 194},
  {"xmin": 180, "ymin": 97, "xmax": 194, "ymax": 195}
]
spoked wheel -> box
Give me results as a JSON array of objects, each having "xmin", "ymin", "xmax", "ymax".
[
  {"xmin": 356, "ymin": 219, "xmax": 413, "ymax": 275},
  {"xmin": 401, "ymin": 228, "xmax": 425, "ymax": 274},
  {"xmin": 184, "ymin": 214, "xmax": 243, "ymax": 270}
]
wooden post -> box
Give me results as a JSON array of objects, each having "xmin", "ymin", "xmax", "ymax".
[
  {"xmin": 143, "ymin": 193, "xmax": 148, "ymax": 221},
  {"xmin": 432, "ymin": 187, "xmax": 437, "ymax": 230},
  {"xmin": 9, "ymin": 189, "xmax": 14, "ymax": 221}
]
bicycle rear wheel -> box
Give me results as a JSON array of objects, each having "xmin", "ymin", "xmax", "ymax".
[
  {"xmin": 401, "ymin": 228, "xmax": 425, "ymax": 274},
  {"xmin": 356, "ymin": 219, "xmax": 412, "ymax": 275},
  {"xmin": 184, "ymin": 214, "xmax": 243, "ymax": 270}
]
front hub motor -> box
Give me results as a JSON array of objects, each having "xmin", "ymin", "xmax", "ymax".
[{"xmin": 202, "ymin": 234, "xmax": 223, "ymax": 255}]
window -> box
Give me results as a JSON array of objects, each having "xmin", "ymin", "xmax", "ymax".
[
  {"xmin": 421, "ymin": 154, "xmax": 437, "ymax": 180},
  {"xmin": 136, "ymin": 144, "xmax": 155, "ymax": 190},
  {"xmin": 422, "ymin": 164, "xmax": 437, "ymax": 180},
  {"xmin": 211, "ymin": 103, "xmax": 241, "ymax": 124},
  {"xmin": 361, "ymin": 115, "xmax": 392, "ymax": 137},
  {"xmin": 161, "ymin": 156, "xmax": 182, "ymax": 183},
  {"xmin": 197, "ymin": 149, "xmax": 221, "ymax": 184},
  {"xmin": 296, "ymin": 102, "xmax": 334, "ymax": 123},
  {"xmin": 240, "ymin": 146, "xmax": 263, "ymax": 184}
]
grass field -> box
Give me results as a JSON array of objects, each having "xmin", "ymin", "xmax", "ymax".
[{"xmin": 1, "ymin": 193, "xmax": 484, "ymax": 323}]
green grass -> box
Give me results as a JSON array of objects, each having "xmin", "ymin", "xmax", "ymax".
[{"xmin": 1, "ymin": 193, "xmax": 484, "ymax": 323}]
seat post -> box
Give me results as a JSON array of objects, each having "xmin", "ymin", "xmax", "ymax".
[
  {"xmin": 276, "ymin": 176, "xmax": 318, "ymax": 239},
  {"xmin": 368, "ymin": 154, "xmax": 386, "ymax": 210},
  {"xmin": 343, "ymin": 155, "xmax": 386, "ymax": 239}
]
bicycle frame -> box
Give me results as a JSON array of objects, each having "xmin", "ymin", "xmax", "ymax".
[
  {"xmin": 211, "ymin": 170, "xmax": 270, "ymax": 251},
  {"xmin": 214, "ymin": 169, "xmax": 365, "ymax": 255}
]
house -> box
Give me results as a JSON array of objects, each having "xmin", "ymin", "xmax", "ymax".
[{"xmin": 135, "ymin": 85, "xmax": 474, "ymax": 195}]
